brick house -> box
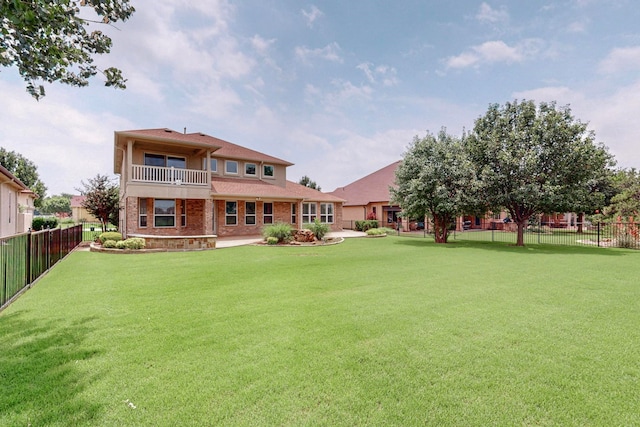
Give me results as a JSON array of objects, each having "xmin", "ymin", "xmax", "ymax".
[
  {"xmin": 114, "ymin": 129, "xmax": 344, "ymax": 249},
  {"xmin": 0, "ymin": 165, "xmax": 36, "ymax": 238}
]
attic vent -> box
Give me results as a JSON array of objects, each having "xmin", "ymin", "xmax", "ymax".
[
  {"xmin": 199, "ymin": 133, "xmax": 206, "ymax": 136},
  {"xmin": 164, "ymin": 129, "xmax": 173, "ymax": 133}
]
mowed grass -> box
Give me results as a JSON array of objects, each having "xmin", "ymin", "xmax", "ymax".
[{"xmin": 1, "ymin": 237, "xmax": 639, "ymax": 426}]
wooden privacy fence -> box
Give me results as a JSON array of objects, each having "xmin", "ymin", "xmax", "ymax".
[{"xmin": 0, "ymin": 225, "xmax": 82, "ymax": 310}]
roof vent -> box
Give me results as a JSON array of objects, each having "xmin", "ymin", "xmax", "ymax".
[{"xmin": 164, "ymin": 129, "xmax": 172, "ymax": 133}]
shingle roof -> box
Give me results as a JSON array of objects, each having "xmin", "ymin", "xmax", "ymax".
[
  {"xmin": 328, "ymin": 161, "xmax": 400, "ymax": 206},
  {"xmin": 70, "ymin": 195, "xmax": 86, "ymax": 208},
  {"xmin": 115, "ymin": 128, "xmax": 293, "ymax": 166},
  {"xmin": 211, "ymin": 177, "xmax": 345, "ymax": 202}
]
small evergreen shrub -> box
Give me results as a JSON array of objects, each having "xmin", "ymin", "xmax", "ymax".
[
  {"xmin": 123, "ymin": 237, "xmax": 146, "ymax": 249},
  {"xmin": 103, "ymin": 240, "xmax": 118, "ymax": 248},
  {"xmin": 366, "ymin": 227, "xmax": 388, "ymax": 236},
  {"xmin": 32, "ymin": 217, "xmax": 58, "ymax": 231},
  {"xmin": 262, "ymin": 222, "xmax": 293, "ymax": 243},
  {"xmin": 308, "ymin": 219, "xmax": 329, "ymax": 240},
  {"xmin": 266, "ymin": 236, "xmax": 279, "ymax": 245},
  {"xmin": 99, "ymin": 231, "xmax": 123, "ymax": 244},
  {"xmin": 355, "ymin": 220, "xmax": 379, "ymax": 232},
  {"xmin": 115, "ymin": 240, "xmax": 127, "ymax": 249}
]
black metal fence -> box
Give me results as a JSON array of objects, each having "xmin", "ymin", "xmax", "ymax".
[
  {"xmin": 1, "ymin": 225, "xmax": 82, "ymax": 310},
  {"xmin": 396, "ymin": 221, "xmax": 640, "ymax": 249}
]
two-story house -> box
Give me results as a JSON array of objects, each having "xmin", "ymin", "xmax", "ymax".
[
  {"xmin": 0, "ymin": 165, "xmax": 36, "ymax": 238},
  {"xmin": 114, "ymin": 128, "xmax": 344, "ymax": 249}
]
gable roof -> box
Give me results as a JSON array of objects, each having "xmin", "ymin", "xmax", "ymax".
[
  {"xmin": 70, "ymin": 195, "xmax": 86, "ymax": 208},
  {"xmin": 0, "ymin": 164, "xmax": 34, "ymax": 195},
  {"xmin": 328, "ymin": 161, "xmax": 400, "ymax": 206},
  {"xmin": 114, "ymin": 128, "xmax": 293, "ymax": 174},
  {"xmin": 210, "ymin": 177, "xmax": 345, "ymax": 202}
]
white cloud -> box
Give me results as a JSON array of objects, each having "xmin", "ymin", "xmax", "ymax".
[
  {"xmin": 295, "ymin": 42, "xmax": 343, "ymax": 64},
  {"xmin": 357, "ymin": 63, "xmax": 399, "ymax": 86},
  {"xmin": 302, "ymin": 5, "xmax": 324, "ymax": 28},
  {"xmin": 476, "ymin": 2, "xmax": 509, "ymax": 24},
  {"xmin": 598, "ymin": 46, "xmax": 640, "ymax": 74},
  {"xmin": 445, "ymin": 39, "xmax": 543, "ymax": 69}
]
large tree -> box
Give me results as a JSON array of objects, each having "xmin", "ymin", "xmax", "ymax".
[
  {"xmin": 465, "ymin": 100, "xmax": 613, "ymax": 246},
  {"xmin": 1, "ymin": 0, "xmax": 135, "ymax": 99},
  {"xmin": 77, "ymin": 174, "xmax": 119, "ymax": 231},
  {"xmin": 0, "ymin": 147, "xmax": 47, "ymax": 206},
  {"xmin": 603, "ymin": 168, "xmax": 640, "ymax": 220},
  {"xmin": 391, "ymin": 129, "xmax": 477, "ymax": 243},
  {"xmin": 40, "ymin": 195, "xmax": 72, "ymax": 216},
  {"xmin": 298, "ymin": 175, "xmax": 321, "ymax": 191}
]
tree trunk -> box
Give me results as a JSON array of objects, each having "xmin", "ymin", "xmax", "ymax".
[
  {"xmin": 516, "ymin": 220, "xmax": 525, "ymax": 246},
  {"xmin": 434, "ymin": 215, "xmax": 448, "ymax": 243},
  {"xmin": 577, "ymin": 212, "xmax": 584, "ymax": 233}
]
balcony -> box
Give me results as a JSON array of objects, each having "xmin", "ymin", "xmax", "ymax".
[{"xmin": 131, "ymin": 165, "xmax": 209, "ymax": 186}]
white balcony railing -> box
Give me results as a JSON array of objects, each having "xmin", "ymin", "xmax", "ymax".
[{"xmin": 131, "ymin": 165, "xmax": 209, "ymax": 186}]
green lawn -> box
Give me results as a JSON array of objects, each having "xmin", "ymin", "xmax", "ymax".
[{"xmin": 1, "ymin": 237, "xmax": 639, "ymax": 426}]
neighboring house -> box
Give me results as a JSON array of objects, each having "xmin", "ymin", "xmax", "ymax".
[
  {"xmin": 328, "ymin": 161, "xmax": 407, "ymax": 229},
  {"xmin": 0, "ymin": 165, "xmax": 36, "ymax": 238},
  {"xmin": 114, "ymin": 128, "xmax": 344, "ymax": 248},
  {"xmin": 70, "ymin": 195, "xmax": 99, "ymax": 223}
]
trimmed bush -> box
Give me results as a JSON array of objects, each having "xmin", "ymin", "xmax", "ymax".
[
  {"xmin": 102, "ymin": 240, "xmax": 118, "ymax": 248},
  {"xmin": 123, "ymin": 238, "xmax": 146, "ymax": 249},
  {"xmin": 115, "ymin": 240, "xmax": 127, "ymax": 249},
  {"xmin": 99, "ymin": 231, "xmax": 123, "ymax": 244},
  {"xmin": 266, "ymin": 236, "xmax": 279, "ymax": 245},
  {"xmin": 355, "ymin": 220, "xmax": 379, "ymax": 232},
  {"xmin": 32, "ymin": 216, "xmax": 58, "ymax": 231},
  {"xmin": 308, "ymin": 219, "xmax": 329, "ymax": 240},
  {"xmin": 366, "ymin": 227, "xmax": 388, "ymax": 236},
  {"xmin": 262, "ymin": 222, "xmax": 293, "ymax": 243}
]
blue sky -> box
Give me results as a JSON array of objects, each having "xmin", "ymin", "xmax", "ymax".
[{"xmin": 1, "ymin": 0, "xmax": 640, "ymax": 196}]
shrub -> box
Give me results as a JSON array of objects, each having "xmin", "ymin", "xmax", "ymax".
[
  {"xmin": 103, "ymin": 240, "xmax": 118, "ymax": 248},
  {"xmin": 122, "ymin": 238, "xmax": 146, "ymax": 249},
  {"xmin": 355, "ymin": 220, "xmax": 378, "ymax": 232},
  {"xmin": 366, "ymin": 227, "xmax": 388, "ymax": 236},
  {"xmin": 307, "ymin": 219, "xmax": 329, "ymax": 240},
  {"xmin": 32, "ymin": 216, "xmax": 58, "ymax": 231},
  {"xmin": 99, "ymin": 231, "xmax": 123, "ymax": 244},
  {"xmin": 115, "ymin": 240, "xmax": 127, "ymax": 249},
  {"xmin": 266, "ymin": 236, "xmax": 279, "ymax": 245},
  {"xmin": 262, "ymin": 222, "xmax": 293, "ymax": 243}
]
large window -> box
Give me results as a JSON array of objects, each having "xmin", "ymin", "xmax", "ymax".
[
  {"xmin": 145, "ymin": 153, "xmax": 186, "ymax": 168},
  {"xmin": 263, "ymin": 164, "xmax": 274, "ymax": 178},
  {"xmin": 225, "ymin": 201, "xmax": 237, "ymax": 225},
  {"xmin": 203, "ymin": 158, "xmax": 218, "ymax": 173},
  {"xmin": 245, "ymin": 202, "xmax": 256, "ymax": 225},
  {"xmin": 302, "ymin": 202, "xmax": 316, "ymax": 223},
  {"xmin": 225, "ymin": 160, "xmax": 238, "ymax": 175},
  {"xmin": 180, "ymin": 199, "xmax": 186, "ymax": 227},
  {"xmin": 139, "ymin": 198, "xmax": 147, "ymax": 227},
  {"xmin": 320, "ymin": 203, "xmax": 334, "ymax": 223},
  {"xmin": 154, "ymin": 199, "xmax": 175, "ymax": 227},
  {"xmin": 291, "ymin": 203, "xmax": 297, "ymax": 224},
  {"xmin": 263, "ymin": 202, "xmax": 273, "ymax": 224},
  {"xmin": 245, "ymin": 163, "xmax": 257, "ymax": 176}
]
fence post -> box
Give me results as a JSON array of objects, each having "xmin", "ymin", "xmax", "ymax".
[
  {"xmin": 26, "ymin": 229, "xmax": 32, "ymax": 285},
  {"xmin": 597, "ymin": 222, "xmax": 601, "ymax": 247}
]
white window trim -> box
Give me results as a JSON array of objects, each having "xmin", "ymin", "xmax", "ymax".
[
  {"xmin": 225, "ymin": 201, "xmax": 238, "ymax": 226},
  {"xmin": 245, "ymin": 201, "xmax": 256, "ymax": 225},
  {"xmin": 139, "ymin": 198, "xmax": 148, "ymax": 227},
  {"xmin": 225, "ymin": 160, "xmax": 239, "ymax": 175},
  {"xmin": 302, "ymin": 202, "xmax": 316, "ymax": 223},
  {"xmin": 203, "ymin": 158, "xmax": 218, "ymax": 174},
  {"xmin": 263, "ymin": 164, "xmax": 275, "ymax": 179},
  {"xmin": 263, "ymin": 202, "xmax": 273, "ymax": 224},
  {"xmin": 320, "ymin": 203, "xmax": 334, "ymax": 224},
  {"xmin": 244, "ymin": 162, "xmax": 257, "ymax": 177},
  {"xmin": 154, "ymin": 199, "xmax": 176, "ymax": 228}
]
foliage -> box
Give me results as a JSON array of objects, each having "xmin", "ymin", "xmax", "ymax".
[
  {"xmin": 31, "ymin": 216, "xmax": 58, "ymax": 231},
  {"xmin": 465, "ymin": 100, "xmax": 613, "ymax": 246},
  {"xmin": 266, "ymin": 236, "xmax": 279, "ymax": 245},
  {"xmin": 98, "ymin": 231, "xmax": 122, "ymax": 244},
  {"xmin": 355, "ymin": 220, "xmax": 378, "ymax": 231},
  {"xmin": 307, "ymin": 218, "xmax": 329, "ymax": 240},
  {"xmin": 102, "ymin": 239, "xmax": 117, "ymax": 248},
  {"xmin": 262, "ymin": 222, "xmax": 293, "ymax": 243},
  {"xmin": 366, "ymin": 227, "xmax": 388, "ymax": 236},
  {"xmin": 366, "ymin": 211, "xmax": 377, "ymax": 220},
  {"xmin": 0, "ymin": 0, "xmax": 135, "ymax": 99},
  {"xmin": 120, "ymin": 237, "xmax": 145, "ymax": 249},
  {"xmin": 603, "ymin": 168, "xmax": 640, "ymax": 219},
  {"xmin": 40, "ymin": 196, "xmax": 71, "ymax": 216},
  {"xmin": 392, "ymin": 129, "xmax": 477, "ymax": 243},
  {"xmin": 0, "ymin": 147, "xmax": 47, "ymax": 206},
  {"xmin": 298, "ymin": 175, "xmax": 321, "ymax": 191},
  {"xmin": 77, "ymin": 174, "xmax": 119, "ymax": 232}
]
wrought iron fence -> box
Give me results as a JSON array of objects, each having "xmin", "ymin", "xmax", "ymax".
[{"xmin": 1, "ymin": 225, "xmax": 82, "ymax": 310}]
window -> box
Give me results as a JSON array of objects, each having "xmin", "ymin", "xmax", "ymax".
[
  {"xmin": 225, "ymin": 201, "xmax": 237, "ymax": 225},
  {"xmin": 154, "ymin": 199, "xmax": 175, "ymax": 227},
  {"xmin": 302, "ymin": 202, "xmax": 316, "ymax": 223},
  {"xmin": 263, "ymin": 165, "xmax": 274, "ymax": 178},
  {"xmin": 225, "ymin": 160, "xmax": 238, "ymax": 174},
  {"xmin": 320, "ymin": 203, "xmax": 334, "ymax": 223},
  {"xmin": 291, "ymin": 203, "xmax": 297, "ymax": 224},
  {"xmin": 145, "ymin": 153, "xmax": 186, "ymax": 168},
  {"xmin": 263, "ymin": 202, "xmax": 273, "ymax": 224},
  {"xmin": 245, "ymin": 163, "xmax": 257, "ymax": 176},
  {"xmin": 245, "ymin": 202, "xmax": 256, "ymax": 225},
  {"xmin": 203, "ymin": 158, "xmax": 218, "ymax": 173},
  {"xmin": 180, "ymin": 199, "xmax": 186, "ymax": 227},
  {"xmin": 139, "ymin": 198, "xmax": 148, "ymax": 227}
]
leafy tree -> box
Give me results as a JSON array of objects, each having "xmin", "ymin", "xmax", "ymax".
[
  {"xmin": 391, "ymin": 129, "xmax": 477, "ymax": 243},
  {"xmin": 77, "ymin": 174, "xmax": 119, "ymax": 231},
  {"xmin": 1, "ymin": 0, "xmax": 135, "ymax": 99},
  {"xmin": 603, "ymin": 168, "xmax": 640, "ymax": 220},
  {"xmin": 0, "ymin": 147, "xmax": 47, "ymax": 207},
  {"xmin": 299, "ymin": 175, "xmax": 321, "ymax": 191},
  {"xmin": 465, "ymin": 100, "xmax": 613, "ymax": 246},
  {"xmin": 40, "ymin": 195, "xmax": 72, "ymax": 216}
]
